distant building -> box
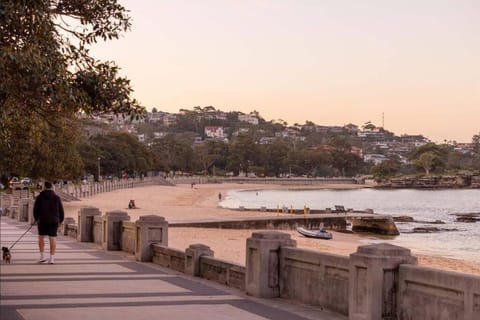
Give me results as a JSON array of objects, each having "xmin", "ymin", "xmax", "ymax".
[
  {"xmin": 163, "ymin": 113, "xmax": 177, "ymax": 126},
  {"xmin": 232, "ymin": 128, "xmax": 249, "ymax": 136},
  {"xmin": 205, "ymin": 126, "xmax": 226, "ymax": 139},
  {"xmin": 238, "ymin": 114, "xmax": 259, "ymax": 125},
  {"xmin": 364, "ymin": 154, "xmax": 388, "ymax": 165},
  {"xmin": 147, "ymin": 111, "xmax": 165, "ymax": 123}
]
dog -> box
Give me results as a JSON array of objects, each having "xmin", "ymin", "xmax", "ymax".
[{"xmin": 2, "ymin": 246, "xmax": 11, "ymax": 264}]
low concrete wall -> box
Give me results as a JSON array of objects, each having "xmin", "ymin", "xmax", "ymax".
[
  {"xmin": 152, "ymin": 244, "xmax": 186, "ymax": 273},
  {"xmin": 398, "ymin": 264, "xmax": 480, "ymax": 319},
  {"xmin": 65, "ymin": 223, "xmax": 77, "ymax": 238},
  {"xmin": 171, "ymin": 216, "xmax": 347, "ymax": 231},
  {"xmin": 3, "ymin": 200, "xmax": 479, "ymax": 320},
  {"xmin": 199, "ymin": 256, "xmax": 246, "ymax": 291},
  {"xmin": 280, "ymin": 247, "xmax": 350, "ymax": 315},
  {"xmin": 121, "ymin": 221, "xmax": 136, "ymax": 255}
]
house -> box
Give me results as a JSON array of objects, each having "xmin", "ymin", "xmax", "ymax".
[
  {"xmin": 147, "ymin": 111, "xmax": 165, "ymax": 123},
  {"xmin": 163, "ymin": 113, "xmax": 177, "ymax": 126},
  {"xmin": 205, "ymin": 126, "xmax": 226, "ymax": 139},
  {"xmin": 238, "ymin": 114, "xmax": 259, "ymax": 125},
  {"xmin": 364, "ymin": 154, "xmax": 388, "ymax": 165}
]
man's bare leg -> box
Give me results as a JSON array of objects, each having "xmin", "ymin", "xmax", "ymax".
[
  {"xmin": 38, "ymin": 235, "xmax": 47, "ymax": 262},
  {"xmin": 48, "ymin": 236, "xmax": 56, "ymax": 264}
]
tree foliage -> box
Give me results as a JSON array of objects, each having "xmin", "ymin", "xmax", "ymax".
[
  {"xmin": 78, "ymin": 132, "xmax": 155, "ymax": 178},
  {"xmin": 0, "ymin": 0, "xmax": 145, "ymax": 179}
]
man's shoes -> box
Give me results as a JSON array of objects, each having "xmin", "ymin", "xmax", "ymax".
[
  {"xmin": 38, "ymin": 258, "xmax": 48, "ymax": 263},
  {"xmin": 48, "ymin": 257, "xmax": 54, "ymax": 264}
]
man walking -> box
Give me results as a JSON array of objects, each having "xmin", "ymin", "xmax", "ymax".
[{"xmin": 33, "ymin": 181, "xmax": 64, "ymax": 264}]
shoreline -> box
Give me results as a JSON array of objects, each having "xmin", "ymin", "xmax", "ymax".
[{"xmin": 62, "ymin": 183, "xmax": 480, "ymax": 275}]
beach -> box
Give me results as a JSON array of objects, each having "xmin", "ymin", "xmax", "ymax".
[{"xmin": 63, "ymin": 183, "xmax": 480, "ymax": 275}]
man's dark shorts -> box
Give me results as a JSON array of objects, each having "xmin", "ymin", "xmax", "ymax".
[{"xmin": 38, "ymin": 223, "xmax": 59, "ymax": 237}]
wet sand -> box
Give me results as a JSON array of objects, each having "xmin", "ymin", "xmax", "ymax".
[{"xmin": 63, "ymin": 183, "xmax": 480, "ymax": 275}]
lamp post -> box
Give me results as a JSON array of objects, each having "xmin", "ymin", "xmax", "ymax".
[{"xmin": 97, "ymin": 157, "xmax": 101, "ymax": 182}]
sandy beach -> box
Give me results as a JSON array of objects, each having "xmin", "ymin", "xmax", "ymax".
[{"xmin": 63, "ymin": 183, "xmax": 480, "ymax": 275}]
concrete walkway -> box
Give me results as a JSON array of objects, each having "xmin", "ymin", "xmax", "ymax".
[{"xmin": 0, "ymin": 217, "xmax": 345, "ymax": 320}]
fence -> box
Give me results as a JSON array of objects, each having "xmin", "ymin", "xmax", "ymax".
[{"xmin": 1, "ymin": 200, "xmax": 479, "ymax": 320}]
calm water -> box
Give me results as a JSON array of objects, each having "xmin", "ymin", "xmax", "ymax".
[{"xmin": 220, "ymin": 188, "xmax": 480, "ymax": 262}]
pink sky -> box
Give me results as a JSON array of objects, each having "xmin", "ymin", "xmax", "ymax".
[{"xmin": 91, "ymin": 0, "xmax": 480, "ymax": 142}]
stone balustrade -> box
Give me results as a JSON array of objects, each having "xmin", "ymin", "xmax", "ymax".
[{"xmin": 2, "ymin": 198, "xmax": 479, "ymax": 320}]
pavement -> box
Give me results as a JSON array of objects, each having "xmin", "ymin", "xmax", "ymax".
[{"xmin": 0, "ymin": 217, "xmax": 345, "ymax": 320}]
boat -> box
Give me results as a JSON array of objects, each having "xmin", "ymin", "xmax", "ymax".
[{"xmin": 296, "ymin": 227, "xmax": 333, "ymax": 240}]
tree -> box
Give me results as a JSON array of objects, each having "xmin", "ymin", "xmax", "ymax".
[
  {"xmin": 193, "ymin": 140, "xmax": 229, "ymax": 175},
  {"xmin": 227, "ymin": 134, "xmax": 258, "ymax": 176},
  {"xmin": 150, "ymin": 134, "xmax": 195, "ymax": 173},
  {"xmin": 78, "ymin": 132, "xmax": 155, "ymax": 179},
  {"xmin": 410, "ymin": 143, "xmax": 447, "ymax": 174},
  {"xmin": 371, "ymin": 160, "xmax": 401, "ymax": 182},
  {"xmin": 414, "ymin": 152, "xmax": 437, "ymax": 175},
  {"xmin": 0, "ymin": 0, "xmax": 145, "ymax": 180},
  {"xmin": 473, "ymin": 133, "xmax": 480, "ymax": 153},
  {"xmin": 362, "ymin": 121, "xmax": 376, "ymax": 131}
]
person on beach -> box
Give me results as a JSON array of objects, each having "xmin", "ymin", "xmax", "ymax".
[{"xmin": 33, "ymin": 181, "xmax": 64, "ymax": 264}]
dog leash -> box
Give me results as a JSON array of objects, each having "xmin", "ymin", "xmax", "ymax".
[{"xmin": 9, "ymin": 223, "xmax": 36, "ymax": 250}]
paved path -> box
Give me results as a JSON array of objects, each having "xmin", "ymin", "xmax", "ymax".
[{"xmin": 0, "ymin": 217, "xmax": 345, "ymax": 320}]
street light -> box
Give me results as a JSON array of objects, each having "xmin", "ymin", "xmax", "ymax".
[{"xmin": 97, "ymin": 157, "xmax": 101, "ymax": 182}]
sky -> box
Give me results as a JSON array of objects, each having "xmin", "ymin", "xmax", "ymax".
[{"xmin": 90, "ymin": 0, "xmax": 480, "ymax": 143}]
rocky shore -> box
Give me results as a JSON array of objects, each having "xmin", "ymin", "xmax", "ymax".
[{"xmin": 379, "ymin": 175, "xmax": 480, "ymax": 189}]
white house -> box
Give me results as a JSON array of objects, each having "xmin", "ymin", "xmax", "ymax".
[
  {"xmin": 364, "ymin": 154, "xmax": 388, "ymax": 165},
  {"xmin": 238, "ymin": 114, "xmax": 259, "ymax": 125},
  {"xmin": 205, "ymin": 126, "xmax": 226, "ymax": 139}
]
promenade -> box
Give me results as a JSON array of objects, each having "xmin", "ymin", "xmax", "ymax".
[{"xmin": 0, "ymin": 217, "xmax": 344, "ymax": 320}]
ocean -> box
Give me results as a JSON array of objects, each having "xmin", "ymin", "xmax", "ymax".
[{"xmin": 220, "ymin": 188, "xmax": 480, "ymax": 262}]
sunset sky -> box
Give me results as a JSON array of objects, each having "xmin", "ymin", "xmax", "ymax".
[{"xmin": 91, "ymin": 0, "xmax": 480, "ymax": 143}]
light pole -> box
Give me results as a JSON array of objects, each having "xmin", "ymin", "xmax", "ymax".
[{"xmin": 97, "ymin": 157, "xmax": 101, "ymax": 182}]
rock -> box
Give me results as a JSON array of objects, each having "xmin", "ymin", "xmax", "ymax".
[
  {"xmin": 393, "ymin": 216, "xmax": 414, "ymax": 222},
  {"xmin": 410, "ymin": 227, "xmax": 458, "ymax": 233},
  {"xmin": 455, "ymin": 217, "xmax": 479, "ymax": 223}
]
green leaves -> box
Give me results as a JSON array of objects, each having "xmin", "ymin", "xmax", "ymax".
[{"xmin": 0, "ymin": 0, "xmax": 144, "ymax": 178}]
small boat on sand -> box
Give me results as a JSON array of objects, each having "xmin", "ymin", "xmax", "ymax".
[{"xmin": 296, "ymin": 227, "xmax": 333, "ymax": 240}]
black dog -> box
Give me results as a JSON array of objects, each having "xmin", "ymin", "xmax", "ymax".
[{"xmin": 2, "ymin": 246, "xmax": 11, "ymax": 264}]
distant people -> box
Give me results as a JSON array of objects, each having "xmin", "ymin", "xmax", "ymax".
[
  {"xmin": 33, "ymin": 181, "xmax": 64, "ymax": 264},
  {"xmin": 218, "ymin": 192, "xmax": 222, "ymax": 200},
  {"xmin": 128, "ymin": 200, "xmax": 136, "ymax": 209}
]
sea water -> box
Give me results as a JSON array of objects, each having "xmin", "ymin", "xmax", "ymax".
[{"xmin": 220, "ymin": 188, "xmax": 480, "ymax": 262}]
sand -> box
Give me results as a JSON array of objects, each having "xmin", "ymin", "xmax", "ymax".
[{"xmin": 63, "ymin": 183, "xmax": 480, "ymax": 275}]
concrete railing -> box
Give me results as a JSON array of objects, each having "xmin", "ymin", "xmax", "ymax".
[
  {"xmin": 152, "ymin": 245, "xmax": 185, "ymax": 273},
  {"xmin": 93, "ymin": 216, "xmax": 103, "ymax": 245},
  {"xmin": 2, "ymin": 200, "xmax": 479, "ymax": 320},
  {"xmin": 56, "ymin": 176, "xmax": 170, "ymax": 201},
  {"xmin": 121, "ymin": 221, "xmax": 136, "ymax": 255},
  {"xmin": 199, "ymin": 255, "xmax": 246, "ymax": 291},
  {"xmin": 280, "ymin": 247, "xmax": 350, "ymax": 315},
  {"xmin": 398, "ymin": 264, "xmax": 480, "ymax": 319}
]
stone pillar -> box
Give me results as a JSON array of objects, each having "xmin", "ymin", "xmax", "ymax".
[
  {"xmin": 18, "ymin": 199, "xmax": 29, "ymax": 222},
  {"xmin": 102, "ymin": 210, "xmax": 130, "ymax": 251},
  {"xmin": 77, "ymin": 206, "xmax": 102, "ymax": 242},
  {"xmin": 135, "ymin": 215, "xmax": 168, "ymax": 262},
  {"xmin": 185, "ymin": 244, "xmax": 214, "ymax": 276},
  {"xmin": 63, "ymin": 217, "xmax": 75, "ymax": 235},
  {"xmin": 27, "ymin": 199, "xmax": 35, "ymax": 224},
  {"xmin": 245, "ymin": 231, "xmax": 296, "ymax": 298},
  {"xmin": 349, "ymin": 243, "xmax": 417, "ymax": 320},
  {"xmin": 8, "ymin": 206, "xmax": 18, "ymax": 219}
]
